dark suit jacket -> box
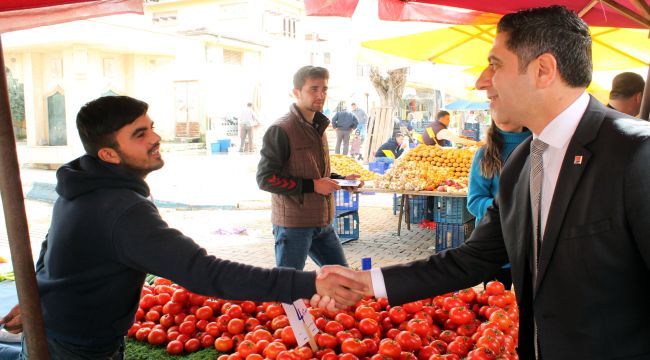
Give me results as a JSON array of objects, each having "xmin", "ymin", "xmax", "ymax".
[{"xmin": 381, "ymin": 97, "xmax": 650, "ymax": 359}]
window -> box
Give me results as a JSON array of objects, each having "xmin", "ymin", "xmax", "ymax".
[{"xmin": 283, "ymin": 17, "xmax": 296, "ymax": 38}]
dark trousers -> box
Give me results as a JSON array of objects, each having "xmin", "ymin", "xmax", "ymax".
[{"xmin": 21, "ymin": 336, "xmax": 124, "ymax": 360}]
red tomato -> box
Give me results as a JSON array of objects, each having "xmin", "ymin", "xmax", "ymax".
[
  {"xmin": 238, "ymin": 339, "xmax": 257, "ymax": 358},
  {"xmin": 341, "ymin": 338, "xmax": 368, "ymax": 357},
  {"xmin": 339, "ymin": 353, "xmax": 360, "ymax": 360},
  {"xmin": 240, "ymin": 301, "xmax": 256, "ymax": 314},
  {"xmin": 378, "ymin": 339, "xmax": 402, "ymax": 359},
  {"xmin": 324, "ymin": 320, "xmax": 344, "ymax": 335},
  {"xmin": 206, "ymin": 322, "xmax": 221, "ymax": 337},
  {"xmin": 255, "ymin": 339, "xmax": 269, "ymax": 354},
  {"xmin": 485, "ymin": 281, "xmax": 505, "ymax": 296},
  {"xmin": 363, "ymin": 338, "xmax": 378, "ymax": 355},
  {"xmin": 359, "ymin": 318, "xmax": 380, "ymax": 336},
  {"xmin": 166, "ymin": 340, "xmax": 184, "ymax": 355},
  {"xmin": 439, "ymin": 330, "xmax": 457, "ymax": 344},
  {"xmin": 204, "ymin": 298, "xmax": 224, "ymax": 312},
  {"xmin": 385, "ymin": 328, "xmax": 400, "ymax": 339},
  {"xmin": 476, "ymin": 291, "xmax": 490, "ymax": 306},
  {"xmin": 336, "ymin": 330, "xmax": 355, "ymax": 344},
  {"xmin": 127, "ymin": 323, "xmax": 141, "ymax": 338},
  {"xmin": 355, "ymin": 306, "xmax": 377, "ymax": 320},
  {"xmin": 226, "ymin": 304, "xmax": 244, "ymax": 319},
  {"xmin": 179, "ymin": 320, "xmax": 196, "ymax": 335},
  {"xmin": 215, "ymin": 336, "xmax": 235, "ymax": 352},
  {"xmin": 156, "ymin": 293, "xmax": 171, "ymax": 306},
  {"xmin": 487, "ymin": 295, "xmax": 508, "ymax": 308},
  {"xmin": 395, "ymin": 331, "xmax": 422, "ymax": 352},
  {"xmin": 316, "ymin": 333, "xmax": 337, "ymax": 349},
  {"xmin": 446, "ymin": 339, "xmax": 470, "ymax": 357},
  {"xmin": 335, "ymin": 313, "xmax": 356, "ymax": 329},
  {"xmin": 448, "ymin": 307, "xmax": 475, "ymax": 325},
  {"xmin": 433, "ymin": 309, "xmax": 449, "ymax": 325},
  {"xmin": 263, "ymin": 341, "xmax": 288, "ymax": 360},
  {"xmin": 228, "ymin": 318, "xmax": 245, "ymax": 335},
  {"xmin": 159, "ymin": 314, "xmax": 175, "ymax": 328},
  {"xmin": 195, "ymin": 306, "xmax": 214, "ymax": 320},
  {"xmin": 252, "ymin": 329, "xmax": 274, "ymax": 343},
  {"xmin": 201, "ymin": 334, "xmax": 215, "ymax": 348},
  {"xmin": 455, "ymin": 289, "xmax": 477, "ymax": 304},
  {"xmin": 271, "ymin": 315, "xmax": 290, "ymax": 330},
  {"xmin": 406, "ymin": 319, "xmax": 430, "ymax": 338},
  {"xmin": 265, "ymin": 304, "xmax": 285, "ymax": 319},
  {"xmin": 388, "ymin": 306, "xmax": 407, "ymax": 324},
  {"xmin": 280, "ymin": 326, "xmax": 297, "ymax": 346},
  {"xmin": 139, "ymin": 294, "xmax": 156, "ymax": 310},
  {"xmin": 228, "ymin": 353, "xmax": 243, "ymax": 360},
  {"xmin": 402, "ymin": 301, "xmax": 423, "ymax": 314},
  {"xmin": 135, "ymin": 327, "xmax": 151, "ymax": 342},
  {"xmin": 466, "ymin": 346, "xmax": 496, "ymax": 360},
  {"xmin": 167, "ymin": 331, "xmax": 180, "ymax": 341},
  {"xmin": 197, "ymin": 319, "xmax": 209, "ymax": 331},
  {"xmin": 247, "ymin": 354, "xmax": 264, "ymax": 360},
  {"xmin": 294, "ymin": 346, "xmax": 313, "ymax": 360},
  {"xmin": 171, "ymin": 289, "xmax": 189, "ymax": 304},
  {"xmin": 189, "ymin": 293, "xmax": 208, "ymax": 307},
  {"xmin": 489, "ymin": 310, "xmax": 513, "ymax": 332},
  {"xmin": 417, "ymin": 345, "xmax": 438, "ymax": 360},
  {"xmin": 476, "ymin": 335, "xmax": 501, "ymax": 355},
  {"xmin": 371, "ymin": 354, "xmax": 393, "ymax": 360}
]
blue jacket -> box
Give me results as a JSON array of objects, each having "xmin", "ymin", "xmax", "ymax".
[
  {"xmin": 332, "ymin": 110, "xmax": 358, "ymax": 130},
  {"xmin": 375, "ymin": 138, "xmax": 404, "ymax": 158},
  {"xmin": 467, "ymin": 129, "xmax": 531, "ymax": 225}
]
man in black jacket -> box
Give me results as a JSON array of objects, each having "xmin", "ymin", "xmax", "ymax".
[
  {"xmin": 1, "ymin": 96, "xmax": 365, "ymax": 359},
  {"xmin": 374, "ymin": 133, "xmax": 405, "ymax": 163}
]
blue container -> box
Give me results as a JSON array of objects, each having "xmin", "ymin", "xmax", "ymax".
[
  {"xmin": 435, "ymin": 221, "xmax": 475, "ymax": 252},
  {"xmin": 369, "ymin": 161, "xmax": 390, "ymax": 174},
  {"xmin": 431, "ymin": 196, "xmax": 475, "ymax": 224},
  {"xmin": 210, "ymin": 142, "xmax": 221, "ymax": 154},
  {"xmin": 335, "ymin": 190, "xmax": 359, "ymax": 214},
  {"xmin": 333, "ymin": 211, "xmax": 360, "ymax": 243},
  {"xmin": 218, "ymin": 139, "xmax": 231, "ymax": 152},
  {"xmin": 361, "ymin": 257, "xmax": 372, "ymax": 270},
  {"xmin": 393, "ymin": 194, "xmax": 432, "ymax": 224}
]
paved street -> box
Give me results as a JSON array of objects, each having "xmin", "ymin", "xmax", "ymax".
[{"xmin": 1, "ymin": 147, "xmax": 440, "ymax": 272}]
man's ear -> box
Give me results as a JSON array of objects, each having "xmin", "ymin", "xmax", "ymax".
[
  {"xmin": 534, "ymin": 53, "xmax": 557, "ymax": 88},
  {"xmin": 292, "ymin": 88, "xmax": 300, "ymax": 99},
  {"xmin": 97, "ymin": 147, "xmax": 121, "ymax": 164}
]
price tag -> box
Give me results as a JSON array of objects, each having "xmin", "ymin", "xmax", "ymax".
[{"xmin": 281, "ymin": 300, "xmax": 319, "ymax": 350}]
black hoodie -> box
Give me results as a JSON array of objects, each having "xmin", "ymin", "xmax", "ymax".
[{"xmin": 35, "ymin": 155, "xmax": 317, "ymax": 346}]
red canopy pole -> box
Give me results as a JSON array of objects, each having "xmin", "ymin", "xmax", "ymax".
[{"xmin": 0, "ymin": 38, "xmax": 50, "ymax": 359}]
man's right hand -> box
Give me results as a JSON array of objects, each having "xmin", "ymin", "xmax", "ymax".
[
  {"xmin": 313, "ymin": 178, "xmax": 341, "ymax": 196},
  {"xmin": 1, "ymin": 304, "xmax": 22, "ymax": 334},
  {"xmin": 314, "ymin": 265, "xmax": 368, "ymax": 311}
]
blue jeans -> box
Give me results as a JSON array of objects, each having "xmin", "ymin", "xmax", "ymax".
[
  {"xmin": 273, "ymin": 225, "xmax": 348, "ymax": 270},
  {"xmin": 21, "ymin": 336, "xmax": 124, "ymax": 360}
]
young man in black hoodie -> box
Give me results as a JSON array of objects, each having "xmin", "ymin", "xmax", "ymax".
[{"xmin": 2, "ymin": 96, "xmax": 365, "ymax": 359}]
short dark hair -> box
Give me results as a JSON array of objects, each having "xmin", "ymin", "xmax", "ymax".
[
  {"xmin": 247, "ymin": 102, "xmax": 253, "ymax": 107},
  {"xmin": 293, "ymin": 66, "xmax": 329, "ymax": 89},
  {"xmin": 436, "ymin": 111, "xmax": 450, "ymax": 121},
  {"xmin": 610, "ymin": 72, "xmax": 645, "ymax": 99},
  {"xmin": 76, "ymin": 96, "xmax": 148, "ymax": 157},
  {"xmin": 497, "ymin": 5, "xmax": 592, "ymax": 87}
]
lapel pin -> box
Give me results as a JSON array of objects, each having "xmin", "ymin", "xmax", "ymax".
[{"xmin": 574, "ymin": 155, "xmax": 583, "ymax": 165}]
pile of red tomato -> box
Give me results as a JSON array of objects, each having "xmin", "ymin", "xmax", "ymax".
[{"xmin": 128, "ymin": 278, "xmax": 519, "ymax": 359}]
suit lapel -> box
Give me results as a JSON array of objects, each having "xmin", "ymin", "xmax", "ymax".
[
  {"xmin": 513, "ymin": 156, "xmax": 533, "ymax": 295},
  {"xmin": 534, "ymin": 97, "xmax": 605, "ymax": 293}
]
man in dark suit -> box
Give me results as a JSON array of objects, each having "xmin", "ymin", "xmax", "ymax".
[{"xmin": 315, "ymin": 6, "xmax": 650, "ymax": 359}]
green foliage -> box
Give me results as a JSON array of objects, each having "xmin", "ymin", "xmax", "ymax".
[
  {"xmin": 5, "ymin": 66, "xmax": 26, "ymax": 139},
  {"xmin": 125, "ymin": 337, "xmax": 220, "ymax": 359}
]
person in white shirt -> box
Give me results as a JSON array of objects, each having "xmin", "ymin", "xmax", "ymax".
[
  {"xmin": 239, "ymin": 103, "xmax": 258, "ymax": 152},
  {"xmin": 314, "ymin": 6, "xmax": 650, "ymax": 359}
]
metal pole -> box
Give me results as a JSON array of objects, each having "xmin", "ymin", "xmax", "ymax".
[
  {"xmin": 639, "ymin": 64, "xmax": 650, "ymax": 121},
  {"xmin": 0, "ymin": 38, "xmax": 50, "ymax": 359}
]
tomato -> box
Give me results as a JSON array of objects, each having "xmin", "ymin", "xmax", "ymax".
[
  {"xmin": 377, "ymin": 297, "xmax": 389, "ymax": 309},
  {"xmin": 135, "ymin": 327, "xmax": 151, "ymax": 342},
  {"xmin": 412, "ymin": 311, "xmax": 434, "ymax": 327},
  {"xmin": 189, "ymin": 293, "xmax": 208, "ymax": 307},
  {"xmin": 271, "ymin": 315, "xmax": 290, "ymax": 330},
  {"xmin": 227, "ymin": 318, "xmax": 245, "ymax": 334},
  {"xmin": 385, "ymin": 328, "xmax": 400, "ymax": 339},
  {"xmin": 448, "ymin": 307, "xmax": 475, "ymax": 325},
  {"xmin": 280, "ymin": 326, "xmax": 297, "ymax": 346},
  {"xmin": 205, "ymin": 322, "xmax": 221, "ymax": 337},
  {"xmin": 489, "ymin": 310, "xmax": 513, "ymax": 332},
  {"xmin": 483, "ymin": 306, "xmax": 501, "ymax": 321},
  {"xmin": 395, "ymin": 331, "xmax": 421, "ymax": 352},
  {"xmin": 446, "ymin": 339, "xmax": 470, "ymax": 357},
  {"xmin": 238, "ymin": 339, "xmax": 257, "ymax": 358},
  {"xmin": 378, "ymin": 339, "xmax": 402, "ymax": 359},
  {"xmin": 456, "ymin": 320, "xmax": 479, "ymax": 337},
  {"xmin": 291, "ymin": 346, "xmax": 311, "ymax": 360},
  {"xmin": 167, "ymin": 331, "xmax": 179, "ymax": 341},
  {"xmin": 197, "ymin": 319, "xmax": 209, "ymax": 331},
  {"xmin": 239, "ymin": 300, "xmax": 256, "ymax": 314},
  {"xmin": 455, "ymin": 288, "xmax": 477, "ymax": 304},
  {"xmin": 487, "ymin": 295, "xmax": 508, "ymax": 308},
  {"xmin": 355, "ymin": 305, "xmax": 377, "ymax": 320},
  {"xmin": 166, "ymin": 340, "xmax": 184, "ymax": 355},
  {"xmin": 388, "ymin": 306, "xmax": 407, "ymax": 324},
  {"xmin": 439, "ymin": 330, "xmax": 457, "ymax": 344},
  {"xmin": 402, "ymin": 301, "xmax": 423, "ymax": 314},
  {"xmin": 170, "ymin": 289, "xmax": 189, "ymax": 304},
  {"xmin": 341, "ymin": 338, "xmax": 368, "ymax": 357},
  {"xmin": 339, "ymin": 353, "xmax": 360, "ymax": 360},
  {"xmin": 324, "ymin": 320, "xmax": 344, "ymax": 335},
  {"xmin": 159, "ymin": 314, "xmax": 175, "ymax": 328},
  {"xmin": 265, "ymin": 304, "xmax": 285, "ymax": 319},
  {"xmin": 201, "ymin": 334, "xmax": 215, "ymax": 348},
  {"xmin": 127, "ymin": 323, "xmax": 141, "ymax": 338},
  {"xmin": 359, "ymin": 318, "xmax": 380, "ymax": 336},
  {"xmin": 139, "ymin": 294, "xmax": 156, "ymax": 310},
  {"xmin": 336, "ymin": 313, "xmax": 356, "ymax": 329},
  {"xmin": 215, "ymin": 336, "xmax": 235, "ymax": 352},
  {"xmin": 406, "ymin": 319, "xmax": 430, "ymax": 338},
  {"xmin": 315, "ymin": 317, "xmax": 328, "ymax": 331},
  {"xmin": 179, "ymin": 320, "xmax": 196, "ymax": 335},
  {"xmin": 228, "ymin": 353, "xmax": 243, "ymax": 360},
  {"xmin": 316, "ymin": 333, "xmax": 337, "ymax": 349},
  {"xmin": 433, "ymin": 309, "xmax": 449, "ymax": 325},
  {"xmin": 442, "ymin": 297, "xmax": 465, "ymax": 312},
  {"xmin": 466, "ymin": 346, "xmax": 496, "ymax": 360},
  {"xmin": 156, "ymin": 293, "xmax": 172, "ymax": 306},
  {"xmin": 399, "ymin": 351, "xmax": 418, "ymax": 360},
  {"xmin": 252, "ymin": 329, "xmax": 274, "ymax": 343},
  {"xmin": 371, "ymin": 354, "xmax": 393, "ymax": 360},
  {"xmin": 247, "ymin": 354, "xmax": 264, "ymax": 360},
  {"xmin": 255, "ymin": 339, "xmax": 270, "ymax": 354},
  {"xmin": 174, "ymin": 313, "xmax": 187, "ymax": 325},
  {"xmin": 485, "ymin": 281, "xmax": 505, "ymax": 296},
  {"xmin": 476, "ymin": 291, "xmax": 490, "ymax": 305},
  {"xmin": 476, "ymin": 335, "xmax": 501, "ymax": 355},
  {"xmin": 362, "ymin": 338, "xmax": 378, "ymax": 355},
  {"xmin": 195, "ymin": 306, "xmax": 213, "ymax": 320},
  {"xmin": 263, "ymin": 341, "xmax": 287, "ymax": 360},
  {"xmin": 417, "ymin": 345, "xmax": 438, "ymax": 360}
]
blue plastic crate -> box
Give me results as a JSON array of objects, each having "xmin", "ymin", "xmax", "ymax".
[
  {"xmin": 435, "ymin": 221, "xmax": 475, "ymax": 252},
  {"xmin": 393, "ymin": 195, "xmax": 432, "ymax": 223},
  {"xmin": 335, "ymin": 190, "xmax": 359, "ymax": 213},
  {"xmin": 369, "ymin": 161, "xmax": 390, "ymax": 174},
  {"xmin": 333, "ymin": 211, "xmax": 359, "ymax": 243},
  {"xmin": 431, "ymin": 196, "xmax": 475, "ymax": 224}
]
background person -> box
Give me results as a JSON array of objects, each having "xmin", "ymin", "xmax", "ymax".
[
  {"xmin": 0, "ymin": 95, "xmax": 364, "ymax": 359},
  {"xmin": 257, "ymin": 66, "xmax": 362, "ymax": 270},
  {"xmin": 350, "ymin": 102, "xmax": 368, "ymax": 140},
  {"xmin": 332, "ymin": 104, "xmax": 358, "ymax": 155},
  {"xmin": 607, "ymin": 71, "xmax": 645, "ymax": 117},
  {"xmin": 238, "ymin": 102, "xmax": 258, "ymax": 152},
  {"xmin": 374, "ymin": 133, "xmax": 406, "ymax": 165},
  {"xmin": 467, "ymin": 117, "xmax": 531, "ymax": 290},
  {"xmin": 421, "ymin": 110, "xmax": 451, "ymax": 147}
]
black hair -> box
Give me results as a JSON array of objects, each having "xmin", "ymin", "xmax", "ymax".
[
  {"xmin": 497, "ymin": 5, "xmax": 592, "ymax": 87},
  {"xmin": 76, "ymin": 96, "xmax": 148, "ymax": 157},
  {"xmin": 436, "ymin": 111, "xmax": 450, "ymax": 121}
]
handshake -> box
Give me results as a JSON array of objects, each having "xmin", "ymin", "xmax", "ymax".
[{"xmin": 311, "ymin": 265, "xmax": 374, "ymax": 312}]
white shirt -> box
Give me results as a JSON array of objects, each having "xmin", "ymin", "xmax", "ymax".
[{"xmin": 370, "ymin": 92, "xmax": 591, "ymax": 299}]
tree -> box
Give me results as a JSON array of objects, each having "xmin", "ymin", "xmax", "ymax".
[
  {"xmin": 369, "ymin": 66, "xmax": 407, "ymax": 115},
  {"xmin": 5, "ymin": 66, "xmax": 25, "ymax": 139}
]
